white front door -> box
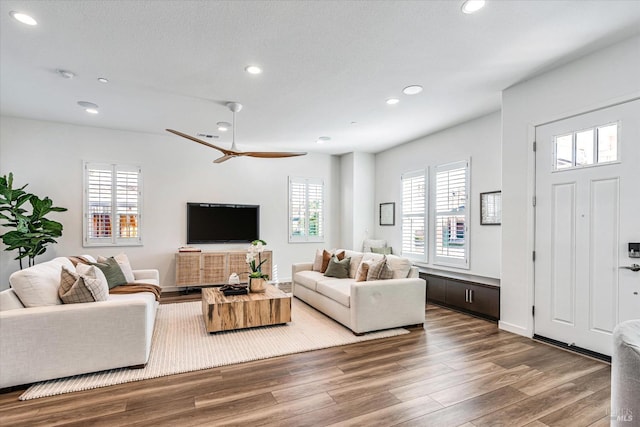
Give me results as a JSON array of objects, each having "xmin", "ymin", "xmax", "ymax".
[{"xmin": 534, "ymin": 99, "xmax": 640, "ymax": 356}]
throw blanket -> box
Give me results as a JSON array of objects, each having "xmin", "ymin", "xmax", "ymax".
[{"xmin": 68, "ymin": 256, "xmax": 162, "ymax": 301}]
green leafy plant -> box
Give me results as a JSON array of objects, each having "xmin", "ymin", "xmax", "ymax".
[
  {"xmin": 0, "ymin": 173, "xmax": 67, "ymax": 269},
  {"xmin": 246, "ymin": 239, "xmax": 269, "ymax": 279}
]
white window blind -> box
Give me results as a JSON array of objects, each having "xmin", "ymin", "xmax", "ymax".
[
  {"xmin": 84, "ymin": 162, "xmax": 142, "ymax": 246},
  {"xmin": 434, "ymin": 160, "xmax": 469, "ymax": 268},
  {"xmin": 289, "ymin": 176, "xmax": 324, "ymax": 243},
  {"xmin": 401, "ymin": 169, "xmax": 427, "ymax": 262}
]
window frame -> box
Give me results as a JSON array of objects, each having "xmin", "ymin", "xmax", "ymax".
[
  {"xmin": 401, "ymin": 169, "xmax": 428, "ymax": 262},
  {"xmin": 288, "ymin": 176, "xmax": 324, "ymax": 243},
  {"xmin": 552, "ymin": 121, "xmax": 620, "ymax": 171},
  {"xmin": 433, "ymin": 160, "xmax": 470, "ymax": 269},
  {"xmin": 83, "ymin": 161, "xmax": 143, "ymax": 247}
]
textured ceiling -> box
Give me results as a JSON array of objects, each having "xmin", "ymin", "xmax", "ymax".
[{"xmin": 1, "ymin": 0, "xmax": 639, "ymax": 155}]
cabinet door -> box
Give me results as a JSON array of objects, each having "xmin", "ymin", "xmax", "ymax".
[
  {"xmin": 424, "ymin": 275, "xmax": 446, "ymax": 303},
  {"xmin": 228, "ymin": 252, "xmax": 250, "ymax": 283},
  {"xmin": 202, "ymin": 253, "xmax": 227, "ymax": 284},
  {"xmin": 444, "ymin": 280, "xmax": 469, "ymax": 308},
  {"xmin": 466, "ymin": 284, "xmax": 500, "ymax": 319},
  {"xmin": 175, "ymin": 253, "xmax": 201, "ymax": 286}
]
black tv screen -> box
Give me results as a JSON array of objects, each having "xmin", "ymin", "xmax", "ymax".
[{"xmin": 187, "ymin": 203, "xmax": 260, "ymax": 243}]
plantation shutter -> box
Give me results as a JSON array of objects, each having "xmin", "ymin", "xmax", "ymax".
[
  {"xmin": 434, "ymin": 160, "xmax": 469, "ymax": 268},
  {"xmin": 401, "ymin": 169, "xmax": 427, "ymax": 262},
  {"xmin": 289, "ymin": 176, "xmax": 324, "ymax": 243},
  {"xmin": 84, "ymin": 162, "xmax": 142, "ymax": 246}
]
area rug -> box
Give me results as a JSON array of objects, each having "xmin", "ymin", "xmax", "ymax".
[{"xmin": 20, "ymin": 298, "xmax": 408, "ymax": 400}]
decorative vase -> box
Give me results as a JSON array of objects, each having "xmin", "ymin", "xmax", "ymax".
[{"xmin": 249, "ymin": 277, "xmax": 267, "ymax": 293}]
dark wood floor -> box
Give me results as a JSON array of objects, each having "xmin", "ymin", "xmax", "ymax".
[{"xmin": 0, "ymin": 298, "xmax": 611, "ymax": 426}]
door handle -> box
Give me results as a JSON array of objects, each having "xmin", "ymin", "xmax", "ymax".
[{"xmin": 620, "ymin": 264, "xmax": 640, "ymax": 272}]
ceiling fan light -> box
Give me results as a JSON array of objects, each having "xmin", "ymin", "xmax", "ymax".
[
  {"xmin": 386, "ymin": 98, "xmax": 400, "ymax": 105},
  {"xmin": 461, "ymin": 0, "xmax": 485, "ymax": 14},
  {"xmin": 217, "ymin": 122, "xmax": 231, "ymax": 132},
  {"xmin": 97, "ymin": 77, "xmax": 109, "ymax": 83},
  {"xmin": 85, "ymin": 108, "xmax": 99, "ymax": 114},
  {"xmin": 9, "ymin": 11, "xmax": 37, "ymax": 26}
]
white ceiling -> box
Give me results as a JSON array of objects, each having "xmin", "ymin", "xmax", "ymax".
[{"xmin": 1, "ymin": 0, "xmax": 639, "ymax": 155}]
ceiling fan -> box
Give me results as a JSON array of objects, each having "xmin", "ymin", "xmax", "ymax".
[{"xmin": 166, "ymin": 102, "xmax": 307, "ymax": 163}]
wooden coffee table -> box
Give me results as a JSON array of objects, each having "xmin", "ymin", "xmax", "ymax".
[{"xmin": 201, "ymin": 284, "xmax": 291, "ymax": 333}]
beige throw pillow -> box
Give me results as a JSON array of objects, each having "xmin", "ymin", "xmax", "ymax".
[
  {"xmin": 366, "ymin": 256, "xmax": 394, "ymax": 281},
  {"xmin": 312, "ymin": 249, "xmax": 323, "ymax": 271},
  {"xmin": 59, "ymin": 266, "xmax": 109, "ymax": 304},
  {"xmin": 355, "ymin": 261, "xmax": 370, "ymax": 282}
]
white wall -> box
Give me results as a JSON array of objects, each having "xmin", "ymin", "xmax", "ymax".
[
  {"xmin": 374, "ymin": 111, "xmax": 502, "ymax": 280},
  {"xmin": 500, "ymin": 35, "xmax": 640, "ymax": 336},
  {"xmin": 0, "ymin": 117, "xmax": 341, "ymax": 290},
  {"xmin": 340, "ymin": 152, "xmax": 375, "ymax": 250}
]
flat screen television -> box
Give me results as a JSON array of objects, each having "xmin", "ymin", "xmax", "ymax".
[{"xmin": 187, "ymin": 203, "xmax": 260, "ymax": 244}]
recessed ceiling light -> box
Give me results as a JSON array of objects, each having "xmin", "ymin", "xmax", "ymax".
[
  {"xmin": 9, "ymin": 11, "xmax": 37, "ymax": 26},
  {"xmin": 386, "ymin": 98, "xmax": 400, "ymax": 105},
  {"xmin": 316, "ymin": 136, "xmax": 331, "ymax": 144},
  {"xmin": 77, "ymin": 101, "xmax": 99, "ymax": 114},
  {"xmin": 350, "ymin": 121, "xmax": 358, "ymax": 125},
  {"xmin": 217, "ymin": 122, "xmax": 231, "ymax": 132},
  {"xmin": 245, "ymin": 65, "xmax": 262, "ymax": 75},
  {"xmin": 56, "ymin": 69, "xmax": 76, "ymax": 79},
  {"xmin": 97, "ymin": 77, "xmax": 109, "ymax": 83},
  {"xmin": 461, "ymin": 0, "xmax": 485, "ymax": 14},
  {"xmin": 403, "ymin": 85, "xmax": 423, "ymax": 95}
]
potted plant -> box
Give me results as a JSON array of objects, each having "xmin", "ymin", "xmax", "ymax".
[
  {"xmin": 246, "ymin": 239, "xmax": 269, "ymax": 293},
  {"xmin": 0, "ymin": 173, "xmax": 67, "ymax": 269}
]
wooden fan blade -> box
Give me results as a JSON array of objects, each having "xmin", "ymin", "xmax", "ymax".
[
  {"xmin": 243, "ymin": 151, "xmax": 308, "ymax": 159},
  {"xmin": 213, "ymin": 154, "xmax": 235, "ymax": 164},
  {"xmin": 166, "ymin": 129, "xmax": 236, "ymax": 156}
]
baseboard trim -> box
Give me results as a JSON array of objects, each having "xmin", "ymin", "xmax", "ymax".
[
  {"xmin": 498, "ymin": 320, "xmax": 530, "ymax": 337},
  {"xmin": 533, "ymin": 334, "xmax": 611, "ymax": 363}
]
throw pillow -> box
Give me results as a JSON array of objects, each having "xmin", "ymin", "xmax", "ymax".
[
  {"xmin": 321, "ymin": 250, "xmax": 345, "ymax": 273},
  {"xmin": 371, "ymin": 246, "xmax": 392, "ymax": 255},
  {"xmin": 355, "ymin": 261, "xmax": 370, "ymax": 282},
  {"xmin": 366, "ymin": 256, "xmax": 394, "ymax": 281},
  {"xmin": 76, "ymin": 264, "xmax": 109, "ymax": 301},
  {"xmin": 312, "ymin": 249, "xmax": 323, "ymax": 271},
  {"xmin": 363, "ymin": 239, "xmax": 387, "ymax": 253},
  {"xmin": 91, "ymin": 257, "xmax": 128, "ymax": 289},
  {"xmin": 98, "ymin": 254, "xmax": 135, "ymax": 283},
  {"xmin": 58, "ymin": 266, "xmax": 108, "ymax": 303},
  {"xmin": 324, "ymin": 256, "xmax": 351, "ymax": 279}
]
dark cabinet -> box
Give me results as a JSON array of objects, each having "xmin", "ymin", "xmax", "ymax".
[{"xmin": 420, "ymin": 273, "xmax": 500, "ymax": 321}]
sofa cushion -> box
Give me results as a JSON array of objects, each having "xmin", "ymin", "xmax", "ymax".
[
  {"xmin": 316, "ymin": 279, "xmax": 353, "ymax": 307},
  {"xmin": 367, "ymin": 256, "xmax": 393, "ymax": 281},
  {"xmin": 9, "ymin": 257, "xmax": 74, "ymax": 307},
  {"xmin": 386, "ymin": 255, "xmax": 413, "ymax": 279},
  {"xmin": 324, "ymin": 256, "xmax": 351, "ymax": 279},
  {"xmin": 294, "ymin": 270, "xmax": 326, "ymax": 291}
]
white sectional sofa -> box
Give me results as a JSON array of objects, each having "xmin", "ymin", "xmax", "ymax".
[
  {"xmin": 0, "ymin": 257, "xmax": 160, "ymax": 389},
  {"xmin": 292, "ymin": 250, "xmax": 426, "ymax": 334}
]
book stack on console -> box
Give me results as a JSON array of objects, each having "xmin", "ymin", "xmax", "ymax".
[{"xmin": 178, "ymin": 247, "xmax": 201, "ymax": 252}]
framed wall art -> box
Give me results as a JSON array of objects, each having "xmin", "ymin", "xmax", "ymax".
[
  {"xmin": 380, "ymin": 202, "xmax": 395, "ymax": 226},
  {"xmin": 480, "ymin": 191, "xmax": 502, "ymax": 225}
]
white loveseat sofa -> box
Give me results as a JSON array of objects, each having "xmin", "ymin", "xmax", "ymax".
[
  {"xmin": 0, "ymin": 257, "xmax": 160, "ymax": 389},
  {"xmin": 292, "ymin": 250, "xmax": 426, "ymax": 334}
]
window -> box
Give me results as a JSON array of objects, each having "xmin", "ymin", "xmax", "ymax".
[
  {"xmin": 401, "ymin": 170, "xmax": 427, "ymax": 261},
  {"xmin": 84, "ymin": 162, "xmax": 142, "ymax": 246},
  {"xmin": 434, "ymin": 160, "xmax": 469, "ymax": 268},
  {"xmin": 288, "ymin": 176, "xmax": 324, "ymax": 242},
  {"xmin": 554, "ymin": 122, "xmax": 619, "ymax": 170}
]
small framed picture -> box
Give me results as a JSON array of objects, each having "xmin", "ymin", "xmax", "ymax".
[
  {"xmin": 380, "ymin": 202, "xmax": 395, "ymax": 226},
  {"xmin": 480, "ymin": 191, "xmax": 502, "ymax": 225}
]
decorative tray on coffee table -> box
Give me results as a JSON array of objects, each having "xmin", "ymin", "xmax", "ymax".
[{"xmin": 219, "ymin": 284, "xmax": 249, "ymax": 296}]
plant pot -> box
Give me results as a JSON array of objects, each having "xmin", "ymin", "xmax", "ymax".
[{"xmin": 249, "ymin": 277, "xmax": 267, "ymax": 293}]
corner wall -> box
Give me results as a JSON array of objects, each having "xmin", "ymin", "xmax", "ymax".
[
  {"xmin": 374, "ymin": 111, "xmax": 502, "ymax": 280},
  {"xmin": 0, "ymin": 117, "xmax": 341, "ymax": 290},
  {"xmin": 500, "ymin": 35, "xmax": 640, "ymax": 336}
]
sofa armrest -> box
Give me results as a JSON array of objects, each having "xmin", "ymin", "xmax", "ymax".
[
  {"xmin": 0, "ymin": 299, "xmax": 153, "ymax": 388},
  {"xmin": 292, "ymin": 262, "xmax": 313, "ymax": 275},
  {"xmin": 133, "ymin": 269, "xmax": 160, "ymax": 282},
  {"xmin": 350, "ymin": 278, "xmax": 426, "ymax": 334}
]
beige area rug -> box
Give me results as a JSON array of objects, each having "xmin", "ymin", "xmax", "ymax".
[{"xmin": 20, "ymin": 298, "xmax": 408, "ymax": 400}]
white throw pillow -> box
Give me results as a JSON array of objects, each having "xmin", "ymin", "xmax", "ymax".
[
  {"xmin": 9, "ymin": 257, "xmax": 75, "ymax": 307},
  {"xmin": 312, "ymin": 249, "xmax": 323, "ymax": 272},
  {"xmin": 76, "ymin": 263, "xmax": 109, "ymax": 291},
  {"xmin": 386, "ymin": 255, "xmax": 412, "ymax": 279}
]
